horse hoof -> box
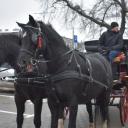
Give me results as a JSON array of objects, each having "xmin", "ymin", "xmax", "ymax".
[
  {"xmin": 58, "ymin": 119, "xmax": 64, "ymax": 128},
  {"xmin": 89, "ymin": 123, "xmax": 95, "ymax": 128},
  {"xmin": 64, "ymin": 107, "xmax": 69, "ymax": 119},
  {"xmin": 102, "ymin": 120, "xmax": 107, "ymax": 128}
]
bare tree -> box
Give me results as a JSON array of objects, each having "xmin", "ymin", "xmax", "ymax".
[{"xmin": 37, "ymin": 0, "xmax": 128, "ymax": 37}]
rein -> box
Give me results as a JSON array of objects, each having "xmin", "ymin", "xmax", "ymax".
[
  {"xmin": 16, "ymin": 70, "xmax": 108, "ymax": 90},
  {"xmin": 20, "ymin": 49, "xmax": 34, "ymax": 56},
  {"xmin": 32, "ymin": 49, "xmax": 109, "ymax": 90},
  {"xmin": 51, "ymin": 70, "xmax": 108, "ymax": 90},
  {"xmin": 31, "ymin": 49, "xmax": 74, "ymax": 63}
]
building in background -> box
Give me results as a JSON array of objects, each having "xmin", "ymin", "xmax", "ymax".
[
  {"xmin": 0, "ymin": 28, "xmax": 20, "ymax": 33},
  {"xmin": 63, "ymin": 36, "xmax": 85, "ymax": 52}
]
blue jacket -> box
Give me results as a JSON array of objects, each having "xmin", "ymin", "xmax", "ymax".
[{"xmin": 99, "ymin": 30, "xmax": 123, "ymax": 50}]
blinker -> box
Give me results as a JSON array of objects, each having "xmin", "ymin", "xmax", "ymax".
[{"xmin": 32, "ymin": 33, "xmax": 38, "ymax": 44}]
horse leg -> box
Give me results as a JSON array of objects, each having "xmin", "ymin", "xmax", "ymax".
[
  {"xmin": 99, "ymin": 103, "xmax": 109, "ymax": 128},
  {"xmin": 64, "ymin": 107, "xmax": 69, "ymax": 119},
  {"xmin": 58, "ymin": 106, "xmax": 65, "ymax": 128},
  {"xmin": 14, "ymin": 92, "xmax": 26, "ymax": 128},
  {"xmin": 86, "ymin": 101, "xmax": 94, "ymax": 128},
  {"xmin": 68, "ymin": 105, "xmax": 78, "ymax": 128},
  {"xmin": 58, "ymin": 118, "xmax": 64, "ymax": 128},
  {"xmin": 98, "ymin": 94, "xmax": 110, "ymax": 128},
  {"xmin": 48, "ymin": 99, "xmax": 59, "ymax": 128},
  {"xmin": 33, "ymin": 99, "xmax": 42, "ymax": 128}
]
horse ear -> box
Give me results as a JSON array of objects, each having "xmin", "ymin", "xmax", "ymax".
[
  {"xmin": 29, "ymin": 15, "xmax": 35, "ymax": 22},
  {"xmin": 29, "ymin": 15, "xmax": 38, "ymax": 27},
  {"xmin": 16, "ymin": 22, "xmax": 26, "ymax": 30}
]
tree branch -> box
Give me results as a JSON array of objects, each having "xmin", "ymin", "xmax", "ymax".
[
  {"xmin": 38, "ymin": 0, "xmax": 128, "ymax": 35},
  {"xmin": 113, "ymin": 0, "xmax": 122, "ymax": 7},
  {"xmin": 120, "ymin": 0, "xmax": 127, "ymax": 34},
  {"xmin": 58, "ymin": 0, "xmax": 110, "ymax": 28}
]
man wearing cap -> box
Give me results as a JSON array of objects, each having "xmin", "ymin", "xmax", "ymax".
[{"xmin": 99, "ymin": 22, "xmax": 123, "ymax": 62}]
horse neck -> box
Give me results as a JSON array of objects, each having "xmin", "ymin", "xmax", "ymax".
[
  {"xmin": 43, "ymin": 26, "xmax": 69, "ymax": 58},
  {"xmin": 40, "ymin": 22, "xmax": 70, "ymax": 73},
  {"xmin": 45, "ymin": 43, "xmax": 70, "ymax": 73}
]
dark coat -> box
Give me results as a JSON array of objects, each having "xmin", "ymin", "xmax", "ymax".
[{"xmin": 99, "ymin": 30, "xmax": 123, "ymax": 50}]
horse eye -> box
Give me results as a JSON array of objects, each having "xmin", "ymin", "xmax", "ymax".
[{"xmin": 36, "ymin": 32, "xmax": 38, "ymax": 35}]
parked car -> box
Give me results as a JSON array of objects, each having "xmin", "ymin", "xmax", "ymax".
[{"xmin": 0, "ymin": 67, "xmax": 15, "ymax": 82}]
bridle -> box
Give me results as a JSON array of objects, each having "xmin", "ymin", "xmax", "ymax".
[
  {"xmin": 17, "ymin": 23, "xmax": 47, "ymax": 74},
  {"xmin": 21, "ymin": 24, "xmax": 45, "ymax": 57}
]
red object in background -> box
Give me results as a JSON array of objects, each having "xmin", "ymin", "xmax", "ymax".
[
  {"xmin": 114, "ymin": 52, "xmax": 126, "ymax": 62},
  {"xmin": 119, "ymin": 64, "xmax": 127, "ymax": 81},
  {"xmin": 121, "ymin": 89, "xmax": 128, "ymax": 124},
  {"xmin": 118, "ymin": 52, "xmax": 126, "ymax": 61}
]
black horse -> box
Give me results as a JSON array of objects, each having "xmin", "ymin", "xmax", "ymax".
[
  {"xmin": 17, "ymin": 15, "xmax": 113, "ymax": 128},
  {"xmin": 17, "ymin": 15, "xmax": 96, "ymax": 128},
  {"xmin": 0, "ymin": 32, "xmax": 48, "ymax": 128},
  {"xmin": 0, "ymin": 32, "xmax": 20, "ymax": 71}
]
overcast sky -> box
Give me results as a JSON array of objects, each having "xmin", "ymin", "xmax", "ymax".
[
  {"xmin": 0, "ymin": 0, "xmax": 95, "ymax": 41},
  {"xmin": 0, "ymin": 0, "xmax": 75, "ymax": 39},
  {"xmin": 0, "ymin": 0, "xmax": 40, "ymax": 30}
]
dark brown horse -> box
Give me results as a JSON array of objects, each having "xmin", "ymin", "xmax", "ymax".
[{"xmin": 0, "ymin": 32, "xmax": 48, "ymax": 128}]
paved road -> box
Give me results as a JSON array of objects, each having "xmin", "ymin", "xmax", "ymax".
[
  {"xmin": 0, "ymin": 81, "xmax": 14, "ymax": 92},
  {"xmin": 0, "ymin": 92, "xmax": 123, "ymax": 128}
]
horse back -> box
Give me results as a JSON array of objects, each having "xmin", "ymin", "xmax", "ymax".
[{"xmin": 87, "ymin": 53, "xmax": 113, "ymax": 88}]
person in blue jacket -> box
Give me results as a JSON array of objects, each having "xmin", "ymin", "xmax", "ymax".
[{"xmin": 99, "ymin": 22, "xmax": 123, "ymax": 63}]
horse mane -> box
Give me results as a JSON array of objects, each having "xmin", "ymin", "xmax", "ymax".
[{"xmin": 38, "ymin": 21, "xmax": 69, "ymax": 50}]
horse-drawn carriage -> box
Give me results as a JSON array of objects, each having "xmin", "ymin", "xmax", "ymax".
[
  {"xmin": 85, "ymin": 39, "xmax": 128, "ymax": 126},
  {"xmin": 14, "ymin": 15, "xmax": 128, "ymax": 128},
  {"xmin": 0, "ymin": 15, "xmax": 127, "ymax": 128}
]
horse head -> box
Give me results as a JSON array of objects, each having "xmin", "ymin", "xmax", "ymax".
[
  {"xmin": 17, "ymin": 15, "xmax": 69, "ymax": 74},
  {"xmin": 17, "ymin": 15, "xmax": 47, "ymax": 74}
]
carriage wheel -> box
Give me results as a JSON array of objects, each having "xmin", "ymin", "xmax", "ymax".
[
  {"xmin": 119, "ymin": 97, "xmax": 125, "ymax": 126},
  {"xmin": 119, "ymin": 89, "xmax": 128, "ymax": 126},
  {"xmin": 94, "ymin": 105, "xmax": 102, "ymax": 128}
]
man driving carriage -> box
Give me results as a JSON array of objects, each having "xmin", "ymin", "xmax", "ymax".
[
  {"xmin": 99, "ymin": 22, "xmax": 124, "ymax": 63},
  {"xmin": 99, "ymin": 22, "xmax": 124, "ymax": 80}
]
